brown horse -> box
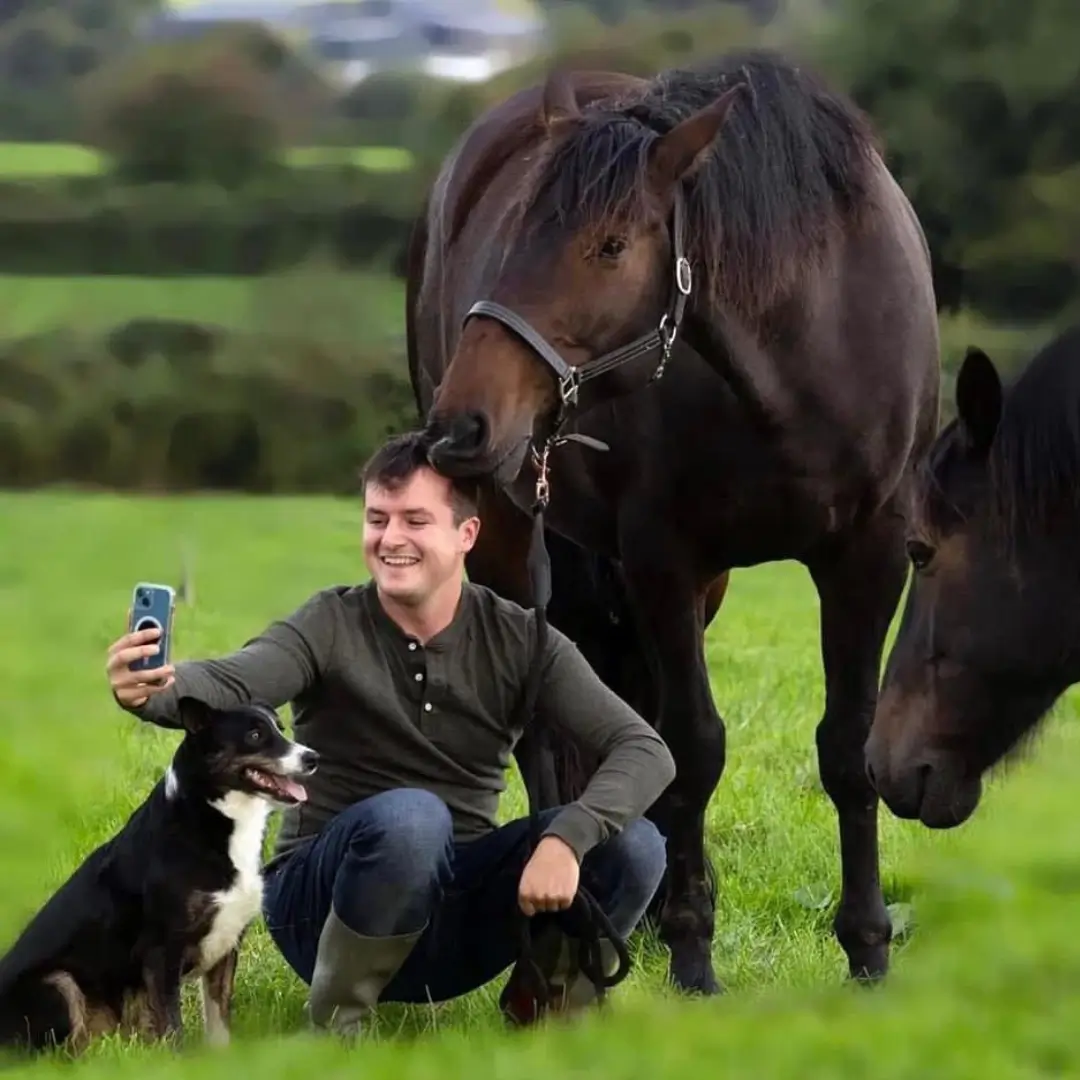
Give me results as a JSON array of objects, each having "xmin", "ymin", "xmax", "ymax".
[
  {"xmin": 867, "ymin": 329, "xmax": 1080, "ymax": 829},
  {"xmin": 406, "ymin": 49, "xmax": 940, "ymax": 995}
]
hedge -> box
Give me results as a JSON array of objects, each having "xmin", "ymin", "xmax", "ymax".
[
  {"xmin": 0, "ymin": 319, "xmax": 419, "ymax": 492},
  {"xmin": 0, "ymin": 169, "xmax": 420, "ymax": 276}
]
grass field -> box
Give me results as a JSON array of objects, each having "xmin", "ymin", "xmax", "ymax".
[
  {"xmin": 2, "ymin": 490, "xmax": 1080, "ymax": 1077},
  {"xmin": 0, "ymin": 142, "xmax": 414, "ymax": 179},
  {"xmin": 0, "ymin": 269, "xmax": 406, "ymax": 345}
]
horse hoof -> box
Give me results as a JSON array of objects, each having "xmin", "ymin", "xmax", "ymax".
[
  {"xmin": 668, "ymin": 942, "xmax": 724, "ymax": 996},
  {"xmin": 846, "ymin": 945, "xmax": 889, "ymax": 985}
]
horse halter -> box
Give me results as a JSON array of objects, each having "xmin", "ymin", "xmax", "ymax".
[{"xmin": 460, "ymin": 186, "xmax": 693, "ymax": 509}]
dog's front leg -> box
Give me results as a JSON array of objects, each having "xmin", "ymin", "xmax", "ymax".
[
  {"xmin": 143, "ymin": 946, "xmax": 185, "ymax": 1046},
  {"xmin": 199, "ymin": 947, "xmax": 238, "ymax": 1047}
]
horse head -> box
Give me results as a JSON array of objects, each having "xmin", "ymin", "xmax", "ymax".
[{"xmin": 422, "ymin": 69, "xmax": 747, "ymax": 486}]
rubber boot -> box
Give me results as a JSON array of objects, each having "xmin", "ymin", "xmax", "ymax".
[
  {"xmin": 307, "ymin": 906, "xmax": 424, "ymax": 1038},
  {"xmin": 499, "ymin": 921, "xmax": 621, "ymax": 1027}
]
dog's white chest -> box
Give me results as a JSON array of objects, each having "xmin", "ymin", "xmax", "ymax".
[{"xmin": 197, "ymin": 792, "xmax": 271, "ymax": 973}]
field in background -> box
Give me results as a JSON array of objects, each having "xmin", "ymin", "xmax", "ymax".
[
  {"xmin": 3, "ymin": 490, "xmax": 1080, "ymax": 1077},
  {"xmin": 0, "ymin": 269, "xmax": 406, "ymax": 346},
  {"xmin": 0, "ymin": 142, "xmax": 415, "ymax": 178}
]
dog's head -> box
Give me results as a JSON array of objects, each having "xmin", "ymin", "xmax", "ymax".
[{"xmin": 175, "ymin": 698, "xmax": 318, "ymax": 808}]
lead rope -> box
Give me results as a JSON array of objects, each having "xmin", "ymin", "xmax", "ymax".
[{"xmin": 513, "ymin": 441, "xmax": 632, "ymax": 1019}]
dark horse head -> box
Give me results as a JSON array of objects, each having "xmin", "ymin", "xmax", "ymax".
[
  {"xmin": 866, "ymin": 328, "xmax": 1080, "ymax": 828},
  {"xmin": 420, "ymin": 63, "xmax": 759, "ymax": 483}
]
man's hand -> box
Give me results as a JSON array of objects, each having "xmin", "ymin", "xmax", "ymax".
[
  {"xmin": 106, "ymin": 616, "xmax": 175, "ymax": 708},
  {"xmin": 518, "ymin": 835, "xmax": 580, "ymax": 916}
]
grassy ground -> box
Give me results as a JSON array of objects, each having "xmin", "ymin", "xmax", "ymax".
[
  {"xmin": 0, "ymin": 268, "xmax": 406, "ymax": 345},
  {"xmin": 0, "ymin": 142, "xmax": 414, "ymax": 178},
  {"xmin": 2, "ymin": 490, "xmax": 1079, "ymax": 1076}
]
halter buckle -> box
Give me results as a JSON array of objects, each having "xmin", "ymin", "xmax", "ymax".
[
  {"xmin": 676, "ymin": 256, "xmax": 692, "ymax": 296},
  {"xmin": 558, "ymin": 369, "xmax": 580, "ymax": 407}
]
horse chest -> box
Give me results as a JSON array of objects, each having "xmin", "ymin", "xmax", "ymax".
[{"xmin": 194, "ymin": 793, "xmax": 270, "ymax": 974}]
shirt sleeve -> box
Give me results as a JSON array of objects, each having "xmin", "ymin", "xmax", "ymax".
[
  {"xmin": 530, "ymin": 623, "xmax": 676, "ymax": 862},
  {"xmin": 121, "ymin": 591, "xmax": 337, "ymax": 729}
]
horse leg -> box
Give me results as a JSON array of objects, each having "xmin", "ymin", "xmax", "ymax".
[
  {"xmin": 620, "ymin": 532, "xmax": 723, "ymax": 996},
  {"xmin": 805, "ymin": 506, "xmax": 908, "ymax": 981}
]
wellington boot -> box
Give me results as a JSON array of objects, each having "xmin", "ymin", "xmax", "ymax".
[{"xmin": 307, "ymin": 906, "xmax": 424, "ymax": 1038}]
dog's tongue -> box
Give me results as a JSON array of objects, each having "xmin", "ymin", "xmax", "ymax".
[{"xmin": 280, "ymin": 777, "xmax": 308, "ymax": 802}]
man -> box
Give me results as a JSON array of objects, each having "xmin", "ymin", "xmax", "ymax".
[{"xmin": 105, "ymin": 430, "xmax": 675, "ymax": 1036}]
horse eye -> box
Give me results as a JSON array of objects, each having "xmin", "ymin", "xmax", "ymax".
[
  {"xmin": 906, "ymin": 539, "xmax": 935, "ymax": 571},
  {"xmin": 597, "ymin": 236, "xmax": 626, "ymax": 260},
  {"xmin": 246, "ymin": 728, "xmax": 263, "ymax": 744}
]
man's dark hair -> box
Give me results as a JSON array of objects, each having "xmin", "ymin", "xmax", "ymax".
[{"xmin": 361, "ymin": 430, "xmax": 480, "ymax": 524}]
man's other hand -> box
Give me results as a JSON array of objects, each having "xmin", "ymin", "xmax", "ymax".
[{"xmin": 518, "ymin": 835, "xmax": 580, "ymax": 916}]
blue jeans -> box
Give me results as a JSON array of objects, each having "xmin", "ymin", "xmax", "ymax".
[{"xmin": 262, "ymin": 787, "xmax": 667, "ymax": 1004}]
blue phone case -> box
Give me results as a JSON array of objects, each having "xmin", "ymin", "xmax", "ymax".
[{"xmin": 128, "ymin": 583, "xmax": 175, "ymax": 672}]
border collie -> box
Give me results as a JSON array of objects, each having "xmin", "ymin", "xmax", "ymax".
[{"xmin": 0, "ymin": 697, "xmax": 317, "ymax": 1056}]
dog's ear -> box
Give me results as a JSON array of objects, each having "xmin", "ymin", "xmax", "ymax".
[{"xmin": 177, "ymin": 696, "xmax": 214, "ymax": 733}]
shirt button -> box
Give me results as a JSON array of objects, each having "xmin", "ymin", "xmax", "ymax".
[
  {"xmin": 408, "ymin": 642, "xmax": 417, "ymax": 651},
  {"xmin": 415, "ymin": 672, "xmax": 424, "ymax": 682},
  {"xmin": 424, "ymin": 702, "xmax": 432, "ymax": 712}
]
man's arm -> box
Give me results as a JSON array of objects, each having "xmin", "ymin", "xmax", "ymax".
[
  {"xmin": 113, "ymin": 591, "xmax": 337, "ymax": 729},
  {"xmin": 531, "ymin": 626, "xmax": 676, "ymax": 863}
]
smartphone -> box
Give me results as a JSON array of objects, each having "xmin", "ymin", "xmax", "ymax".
[{"xmin": 128, "ymin": 583, "xmax": 176, "ymax": 673}]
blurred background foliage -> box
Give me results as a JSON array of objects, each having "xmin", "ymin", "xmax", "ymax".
[{"xmin": 1, "ymin": 0, "xmax": 1077, "ymax": 491}]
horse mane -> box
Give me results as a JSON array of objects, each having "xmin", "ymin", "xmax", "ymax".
[
  {"xmin": 507, "ymin": 50, "xmax": 882, "ymax": 321},
  {"xmin": 921, "ymin": 326, "xmax": 1080, "ymax": 551},
  {"xmin": 987, "ymin": 326, "xmax": 1080, "ymax": 548}
]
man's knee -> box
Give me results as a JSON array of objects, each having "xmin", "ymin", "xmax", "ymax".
[
  {"xmin": 586, "ymin": 817, "xmax": 667, "ymax": 925},
  {"xmin": 613, "ymin": 817, "xmax": 667, "ymax": 899},
  {"xmin": 347, "ymin": 787, "xmax": 454, "ymax": 883}
]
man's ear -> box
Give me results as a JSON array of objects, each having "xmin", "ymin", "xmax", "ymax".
[
  {"xmin": 178, "ymin": 696, "xmax": 214, "ymax": 734},
  {"xmin": 460, "ymin": 515, "xmax": 481, "ymax": 554}
]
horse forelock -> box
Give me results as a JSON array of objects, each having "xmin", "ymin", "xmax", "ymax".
[{"xmin": 491, "ymin": 50, "xmax": 881, "ymax": 323}]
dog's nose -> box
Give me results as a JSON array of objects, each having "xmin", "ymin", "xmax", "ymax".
[{"xmin": 300, "ymin": 748, "xmax": 319, "ymax": 772}]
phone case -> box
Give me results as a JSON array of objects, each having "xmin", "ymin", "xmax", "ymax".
[{"xmin": 128, "ymin": 583, "xmax": 176, "ymax": 672}]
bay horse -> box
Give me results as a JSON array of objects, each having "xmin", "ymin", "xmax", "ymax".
[
  {"xmin": 405, "ymin": 49, "xmax": 941, "ymax": 995},
  {"xmin": 867, "ymin": 328, "xmax": 1080, "ymax": 829}
]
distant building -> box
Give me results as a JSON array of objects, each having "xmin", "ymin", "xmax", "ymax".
[{"xmin": 144, "ymin": 0, "xmax": 549, "ymax": 86}]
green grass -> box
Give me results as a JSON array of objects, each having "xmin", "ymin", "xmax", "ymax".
[
  {"xmin": 0, "ymin": 268, "xmax": 406, "ymax": 345},
  {"xmin": 2, "ymin": 490, "xmax": 1079, "ymax": 1076},
  {"xmin": 0, "ymin": 143, "xmax": 414, "ymax": 179}
]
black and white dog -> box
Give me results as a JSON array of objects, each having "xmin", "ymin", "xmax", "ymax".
[{"xmin": 0, "ymin": 697, "xmax": 317, "ymax": 1056}]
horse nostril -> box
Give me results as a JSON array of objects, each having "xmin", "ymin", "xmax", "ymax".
[
  {"xmin": 865, "ymin": 758, "xmax": 877, "ymax": 788},
  {"xmin": 458, "ymin": 409, "xmax": 488, "ymax": 454}
]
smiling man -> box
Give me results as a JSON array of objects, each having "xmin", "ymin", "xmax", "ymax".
[{"xmin": 104, "ymin": 429, "xmax": 675, "ymax": 1037}]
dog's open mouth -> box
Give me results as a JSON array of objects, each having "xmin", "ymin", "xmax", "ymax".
[{"xmin": 244, "ymin": 767, "xmax": 308, "ymax": 804}]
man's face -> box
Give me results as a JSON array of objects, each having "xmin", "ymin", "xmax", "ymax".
[{"xmin": 362, "ymin": 467, "xmax": 479, "ymax": 606}]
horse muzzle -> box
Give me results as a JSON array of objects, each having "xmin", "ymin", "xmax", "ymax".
[{"xmin": 423, "ymin": 409, "xmax": 531, "ymax": 484}]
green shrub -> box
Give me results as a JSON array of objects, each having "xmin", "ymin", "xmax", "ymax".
[
  {"xmin": 0, "ymin": 170, "xmax": 415, "ymax": 275},
  {"xmin": 0, "ymin": 321, "xmax": 418, "ymax": 492}
]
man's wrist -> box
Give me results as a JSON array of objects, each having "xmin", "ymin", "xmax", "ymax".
[{"xmin": 536, "ymin": 833, "xmax": 579, "ymax": 864}]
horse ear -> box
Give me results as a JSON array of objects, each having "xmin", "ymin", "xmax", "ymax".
[
  {"xmin": 540, "ymin": 68, "xmax": 582, "ymax": 133},
  {"xmin": 955, "ymin": 345, "xmax": 1003, "ymax": 455},
  {"xmin": 646, "ymin": 82, "xmax": 747, "ymax": 196},
  {"xmin": 177, "ymin": 696, "xmax": 214, "ymax": 733}
]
